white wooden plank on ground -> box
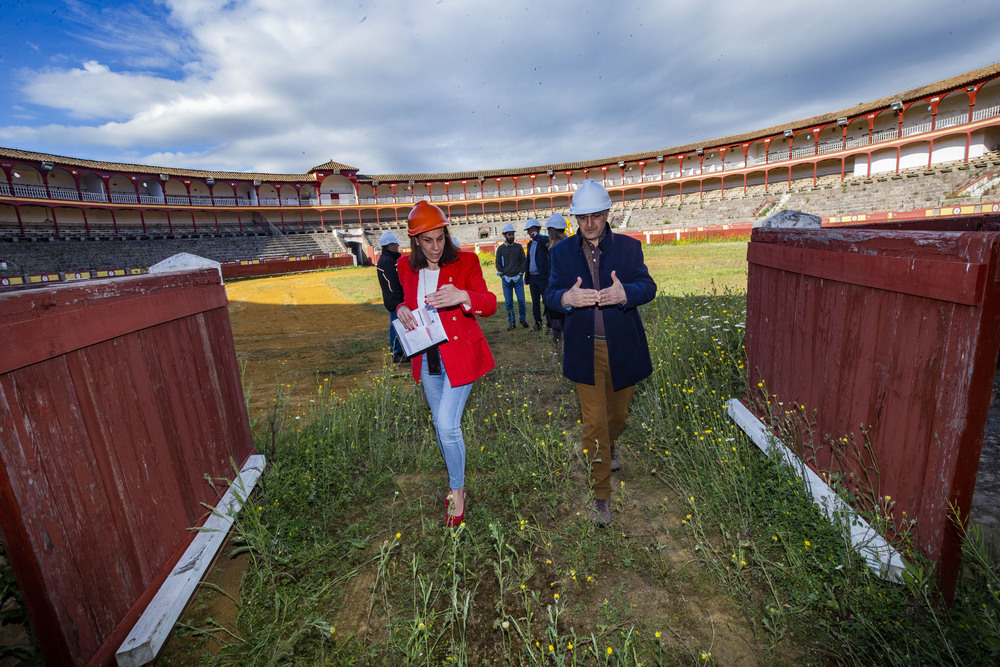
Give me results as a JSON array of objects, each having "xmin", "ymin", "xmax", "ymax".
[
  {"xmin": 115, "ymin": 454, "xmax": 266, "ymax": 667},
  {"xmin": 725, "ymin": 399, "xmax": 906, "ymax": 582}
]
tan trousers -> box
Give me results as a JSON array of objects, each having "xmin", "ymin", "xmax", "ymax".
[{"xmin": 575, "ymin": 341, "xmax": 635, "ymax": 499}]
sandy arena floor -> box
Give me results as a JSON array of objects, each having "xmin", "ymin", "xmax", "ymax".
[{"xmin": 224, "ymin": 271, "xmax": 391, "ymax": 415}]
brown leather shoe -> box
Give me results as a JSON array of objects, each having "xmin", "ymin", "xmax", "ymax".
[{"xmin": 590, "ymin": 498, "xmax": 611, "ymax": 526}]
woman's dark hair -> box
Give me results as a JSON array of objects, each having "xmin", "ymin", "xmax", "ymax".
[
  {"xmin": 408, "ymin": 226, "xmax": 459, "ymax": 271},
  {"xmin": 548, "ymin": 228, "xmax": 567, "ymax": 248}
]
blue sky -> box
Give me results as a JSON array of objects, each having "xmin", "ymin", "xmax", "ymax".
[{"xmin": 0, "ymin": 0, "xmax": 998, "ymax": 175}]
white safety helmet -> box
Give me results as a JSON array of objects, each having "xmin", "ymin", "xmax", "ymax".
[
  {"xmin": 501, "ymin": 223, "xmax": 516, "ymax": 234},
  {"xmin": 545, "ymin": 213, "xmax": 567, "ymax": 230},
  {"xmin": 524, "ymin": 218, "xmax": 541, "ymax": 230},
  {"xmin": 568, "ymin": 179, "xmax": 612, "ymax": 216},
  {"xmin": 379, "ymin": 231, "xmax": 400, "ymax": 246}
]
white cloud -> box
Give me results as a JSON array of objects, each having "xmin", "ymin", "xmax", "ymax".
[{"xmin": 2, "ymin": 0, "xmax": 999, "ymax": 175}]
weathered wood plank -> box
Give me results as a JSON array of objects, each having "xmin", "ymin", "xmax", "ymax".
[
  {"xmin": 744, "ymin": 223, "xmax": 1000, "ymax": 600},
  {"xmin": 727, "ymin": 399, "xmax": 907, "ymax": 579},
  {"xmin": 748, "ymin": 241, "xmax": 987, "ymax": 306},
  {"xmin": 0, "ymin": 270, "xmax": 255, "ymax": 665},
  {"xmin": 115, "ymin": 455, "xmax": 265, "ymax": 667}
]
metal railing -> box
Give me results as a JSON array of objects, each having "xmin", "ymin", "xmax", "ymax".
[{"xmin": 3, "ymin": 106, "xmax": 997, "ymax": 210}]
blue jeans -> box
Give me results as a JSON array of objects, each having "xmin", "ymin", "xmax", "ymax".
[
  {"xmin": 420, "ymin": 354, "xmax": 474, "ymax": 490},
  {"xmin": 389, "ymin": 310, "xmax": 402, "ymax": 355},
  {"xmin": 501, "ymin": 275, "xmax": 526, "ymax": 324}
]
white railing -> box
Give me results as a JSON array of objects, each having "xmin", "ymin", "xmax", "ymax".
[
  {"xmin": 12, "ymin": 183, "xmax": 48, "ymax": 198},
  {"xmin": 935, "ymin": 114, "xmax": 967, "ymax": 130},
  {"xmin": 972, "ymin": 104, "xmax": 1000, "ymax": 122},
  {"xmin": 48, "ymin": 186, "xmax": 82, "ymax": 200},
  {"xmin": 902, "ymin": 121, "xmax": 932, "ymax": 137},
  {"xmin": 817, "ymin": 140, "xmax": 844, "ymax": 155},
  {"xmin": 4, "ymin": 105, "xmax": 997, "ymax": 212}
]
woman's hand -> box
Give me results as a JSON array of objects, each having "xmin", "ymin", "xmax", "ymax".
[
  {"xmin": 425, "ymin": 284, "xmax": 471, "ymax": 310},
  {"xmin": 397, "ymin": 305, "xmax": 418, "ymax": 330}
]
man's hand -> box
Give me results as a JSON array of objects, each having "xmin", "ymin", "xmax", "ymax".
[
  {"xmin": 560, "ymin": 276, "xmax": 599, "ymax": 308},
  {"xmin": 597, "ymin": 270, "xmax": 627, "ymax": 307}
]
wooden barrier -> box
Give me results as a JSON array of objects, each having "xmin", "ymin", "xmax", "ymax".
[
  {"xmin": 0, "ymin": 269, "xmax": 255, "ymax": 665},
  {"xmin": 744, "ymin": 217, "xmax": 1000, "ymax": 600},
  {"xmin": 220, "ymin": 253, "xmax": 354, "ymax": 279}
]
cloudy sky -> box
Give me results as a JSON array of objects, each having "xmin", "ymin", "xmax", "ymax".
[{"xmin": 0, "ymin": 0, "xmax": 998, "ymax": 176}]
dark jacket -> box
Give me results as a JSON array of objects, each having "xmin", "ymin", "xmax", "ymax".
[
  {"xmin": 524, "ymin": 233, "xmax": 550, "ymax": 282},
  {"xmin": 495, "ymin": 241, "xmax": 526, "ymax": 278},
  {"xmin": 377, "ymin": 248, "xmax": 404, "ymax": 313},
  {"xmin": 544, "ymin": 227, "xmax": 656, "ymax": 390}
]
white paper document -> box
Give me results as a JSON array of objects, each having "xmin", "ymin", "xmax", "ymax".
[{"xmin": 393, "ymin": 306, "xmax": 448, "ymax": 358}]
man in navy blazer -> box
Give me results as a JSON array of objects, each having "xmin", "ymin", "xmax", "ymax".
[
  {"xmin": 544, "ymin": 179, "xmax": 657, "ymax": 525},
  {"xmin": 523, "ymin": 218, "xmax": 551, "ymax": 332}
]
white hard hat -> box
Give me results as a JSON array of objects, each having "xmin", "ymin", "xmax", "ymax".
[
  {"xmin": 569, "ymin": 179, "xmax": 612, "ymax": 216},
  {"xmin": 501, "ymin": 223, "xmax": 516, "ymax": 234},
  {"xmin": 545, "ymin": 213, "xmax": 567, "ymax": 230},
  {"xmin": 524, "ymin": 218, "xmax": 541, "ymax": 230},
  {"xmin": 379, "ymin": 231, "xmax": 400, "ymax": 246}
]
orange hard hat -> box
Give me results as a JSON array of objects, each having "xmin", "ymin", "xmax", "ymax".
[{"xmin": 407, "ymin": 201, "xmax": 449, "ymax": 236}]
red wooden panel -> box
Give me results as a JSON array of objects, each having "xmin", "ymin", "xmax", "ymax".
[
  {"xmin": 744, "ymin": 219, "xmax": 1000, "ymax": 600},
  {"xmin": 0, "ymin": 269, "xmax": 254, "ymax": 665},
  {"xmin": 220, "ymin": 254, "xmax": 354, "ymax": 279},
  {"xmin": 747, "ymin": 242, "xmax": 987, "ymax": 305},
  {"xmin": 0, "ymin": 270, "xmax": 227, "ymax": 375}
]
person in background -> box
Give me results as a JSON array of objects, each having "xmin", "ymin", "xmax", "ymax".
[
  {"xmin": 396, "ymin": 201, "xmax": 497, "ymax": 526},
  {"xmin": 376, "ymin": 231, "xmax": 406, "ymax": 363},
  {"xmin": 523, "ymin": 218, "xmax": 550, "ymax": 332},
  {"xmin": 544, "ymin": 180, "xmax": 657, "ymax": 525},
  {"xmin": 495, "ymin": 222, "xmax": 528, "ymax": 331},
  {"xmin": 544, "ymin": 213, "xmax": 569, "ymax": 344}
]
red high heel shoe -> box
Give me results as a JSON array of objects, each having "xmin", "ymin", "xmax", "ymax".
[{"xmin": 445, "ymin": 489, "xmax": 465, "ymax": 527}]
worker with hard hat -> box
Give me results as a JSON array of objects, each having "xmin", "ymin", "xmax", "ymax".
[
  {"xmin": 377, "ymin": 231, "xmax": 406, "ymax": 363},
  {"xmin": 544, "ymin": 213, "xmax": 569, "ymax": 343},
  {"xmin": 495, "ymin": 222, "xmax": 528, "ymax": 331},
  {"xmin": 543, "ymin": 179, "xmax": 657, "ymax": 525},
  {"xmin": 395, "ymin": 201, "xmax": 497, "ymax": 526},
  {"xmin": 523, "ymin": 218, "xmax": 550, "ymax": 332}
]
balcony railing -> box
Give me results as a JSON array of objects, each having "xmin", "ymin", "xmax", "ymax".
[{"xmin": 3, "ymin": 105, "xmax": 998, "ymax": 210}]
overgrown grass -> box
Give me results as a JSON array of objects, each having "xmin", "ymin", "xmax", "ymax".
[{"xmin": 165, "ymin": 243, "xmax": 999, "ymax": 664}]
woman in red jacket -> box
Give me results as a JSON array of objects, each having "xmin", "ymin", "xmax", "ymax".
[{"xmin": 396, "ymin": 201, "xmax": 497, "ymax": 526}]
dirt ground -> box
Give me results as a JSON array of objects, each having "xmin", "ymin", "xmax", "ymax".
[
  {"xmin": 155, "ymin": 266, "xmax": 1000, "ymax": 665},
  {"xmin": 154, "ymin": 268, "xmax": 767, "ymax": 665},
  {"xmin": 224, "ymin": 271, "xmax": 391, "ymax": 415}
]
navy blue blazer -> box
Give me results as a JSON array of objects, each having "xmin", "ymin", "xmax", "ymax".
[
  {"xmin": 544, "ymin": 228, "xmax": 656, "ymax": 389},
  {"xmin": 524, "ymin": 234, "xmax": 550, "ymax": 281}
]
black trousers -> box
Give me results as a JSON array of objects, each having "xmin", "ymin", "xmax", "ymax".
[{"xmin": 527, "ymin": 274, "xmax": 549, "ymax": 327}]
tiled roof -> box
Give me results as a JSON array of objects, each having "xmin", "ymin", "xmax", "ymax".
[
  {"xmin": 3, "ymin": 62, "xmax": 998, "ymax": 186},
  {"xmin": 0, "ymin": 147, "xmax": 318, "ymax": 182},
  {"xmin": 355, "ymin": 61, "xmax": 1000, "ymax": 183},
  {"xmin": 309, "ymin": 159, "xmax": 359, "ymax": 172}
]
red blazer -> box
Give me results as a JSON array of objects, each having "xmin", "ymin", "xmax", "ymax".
[{"xmin": 396, "ymin": 251, "xmax": 497, "ymax": 386}]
